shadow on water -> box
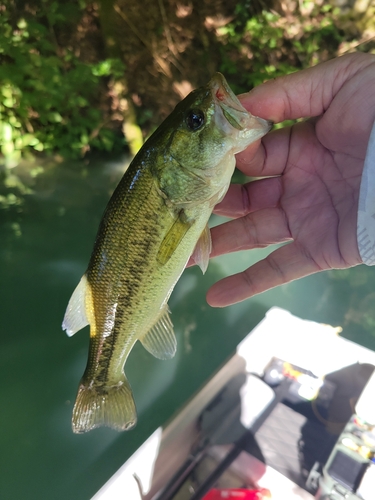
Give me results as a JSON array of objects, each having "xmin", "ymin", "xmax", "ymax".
[{"xmin": 2, "ymin": 159, "xmax": 375, "ymax": 499}]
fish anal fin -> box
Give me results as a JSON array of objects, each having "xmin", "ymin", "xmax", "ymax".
[
  {"xmin": 157, "ymin": 212, "xmax": 191, "ymax": 265},
  {"xmin": 62, "ymin": 275, "xmax": 90, "ymax": 337},
  {"xmin": 140, "ymin": 305, "xmax": 176, "ymax": 360},
  {"xmin": 72, "ymin": 376, "xmax": 137, "ymax": 433},
  {"xmin": 190, "ymin": 224, "xmax": 212, "ymax": 274}
]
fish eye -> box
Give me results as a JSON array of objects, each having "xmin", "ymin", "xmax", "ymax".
[{"xmin": 186, "ymin": 109, "xmax": 205, "ymax": 131}]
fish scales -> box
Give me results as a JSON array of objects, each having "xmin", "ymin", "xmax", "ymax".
[
  {"xmin": 63, "ymin": 73, "xmax": 272, "ymax": 433},
  {"xmin": 85, "ymin": 165, "xmax": 178, "ymax": 381}
]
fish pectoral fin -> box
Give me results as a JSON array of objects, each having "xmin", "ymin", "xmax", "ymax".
[
  {"xmin": 157, "ymin": 212, "xmax": 191, "ymax": 265},
  {"xmin": 190, "ymin": 224, "xmax": 212, "ymax": 274},
  {"xmin": 62, "ymin": 275, "xmax": 90, "ymax": 336},
  {"xmin": 72, "ymin": 375, "xmax": 137, "ymax": 433},
  {"xmin": 140, "ymin": 305, "xmax": 177, "ymax": 360}
]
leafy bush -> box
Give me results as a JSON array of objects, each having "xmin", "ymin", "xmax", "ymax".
[
  {"xmin": 0, "ymin": 1, "xmax": 126, "ymax": 167},
  {"xmin": 217, "ymin": 3, "xmax": 344, "ymax": 94},
  {"xmin": 0, "ymin": 0, "xmax": 371, "ymax": 168}
]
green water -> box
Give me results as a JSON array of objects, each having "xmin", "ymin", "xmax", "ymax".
[{"xmin": 1, "ymin": 158, "xmax": 375, "ymax": 500}]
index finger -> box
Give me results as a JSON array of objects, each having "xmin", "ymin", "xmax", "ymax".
[
  {"xmin": 234, "ymin": 53, "xmax": 375, "ymax": 177},
  {"xmin": 240, "ymin": 53, "xmax": 374, "ymax": 123}
]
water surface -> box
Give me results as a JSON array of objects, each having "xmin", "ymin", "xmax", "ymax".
[{"xmin": 1, "ymin": 158, "xmax": 375, "ymax": 499}]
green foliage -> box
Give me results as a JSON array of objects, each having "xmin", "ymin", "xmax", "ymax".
[
  {"xmin": 0, "ymin": 0, "xmax": 370, "ymax": 168},
  {"xmin": 0, "ymin": 1, "xmax": 126, "ymax": 167},
  {"xmin": 217, "ymin": 3, "xmax": 344, "ymax": 94}
]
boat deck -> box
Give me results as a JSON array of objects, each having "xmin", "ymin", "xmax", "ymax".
[
  {"xmin": 93, "ymin": 307, "xmax": 375, "ymax": 500},
  {"xmin": 255, "ymin": 401, "xmax": 336, "ymax": 488}
]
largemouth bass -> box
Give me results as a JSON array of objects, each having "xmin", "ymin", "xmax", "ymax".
[{"xmin": 62, "ymin": 73, "xmax": 271, "ymax": 433}]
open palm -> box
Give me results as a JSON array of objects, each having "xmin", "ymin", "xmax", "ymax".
[{"xmin": 207, "ymin": 53, "xmax": 375, "ymax": 306}]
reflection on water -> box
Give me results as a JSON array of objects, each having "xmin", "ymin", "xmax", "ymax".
[{"xmin": 1, "ymin": 158, "xmax": 375, "ymax": 500}]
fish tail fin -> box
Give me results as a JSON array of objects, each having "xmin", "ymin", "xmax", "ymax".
[{"xmin": 72, "ymin": 377, "xmax": 137, "ymax": 433}]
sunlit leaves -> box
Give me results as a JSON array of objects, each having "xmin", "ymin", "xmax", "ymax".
[
  {"xmin": 0, "ymin": 1, "xmax": 126, "ymax": 167},
  {"xmin": 217, "ymin": 3, "xmax": 344, "ymax": 95}
]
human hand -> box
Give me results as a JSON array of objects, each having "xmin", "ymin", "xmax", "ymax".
[{"xmin": 207, "ymin": 53, "xmax": 375, "ymax": 307}]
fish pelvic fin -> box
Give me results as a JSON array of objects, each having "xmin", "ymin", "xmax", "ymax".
[
  {"xmin": 190, "ymin": 223, "xmax": 212, "ymax": 274},
  {"xmin": 140, "ymin": 304, "xmax": 177, "ymax": 360},
  {"xmin": 62, "ymin": 275, "xmax": 91, "ymax": 336},
  {"xmin": 72, "ymin": 377, "xmax": 137, "ymax": 433}
]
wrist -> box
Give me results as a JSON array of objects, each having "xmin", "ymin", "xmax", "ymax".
[{"xmin": 357, "ymin": 120, "xmax": 375, "ymax": 264}]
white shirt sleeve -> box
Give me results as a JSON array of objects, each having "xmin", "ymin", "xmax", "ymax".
[{"xmin": 357, "ymin": 120, "xmax": 375, "ymax": 265}]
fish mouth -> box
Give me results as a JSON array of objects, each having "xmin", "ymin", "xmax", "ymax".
[{"xmin": 209, "ymin": 72, "xmax": 272, "ymax": 136}]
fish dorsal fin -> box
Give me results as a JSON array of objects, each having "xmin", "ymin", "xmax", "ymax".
[
  {"xmin": 190, "ymin": 224, "xmax": 212, "ymax": 274},
  {"xmin": 62, "ymin": 275, "xmax": 90, "ymax": 337},
  {"xmin": 157, "ymin": 212, "xmax": 191, "ymax": 265},
  {"xmin": 139, "ymin": 305, "xmax": 177, "ymax": 360}
]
